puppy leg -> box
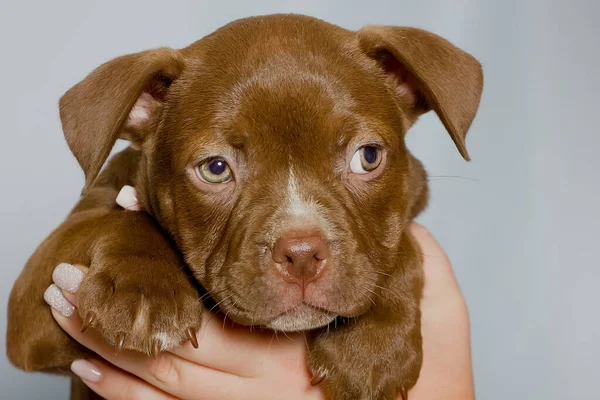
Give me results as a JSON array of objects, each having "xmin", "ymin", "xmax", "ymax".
[
  {"xmin": 308, "ymin": 232, "xmax": 424, "ymax": 400},
  {"xmin": 8, "ymin": 209, "xmax": 203, "ymax": 370},
  {"xmin": 7, "ymin": 216, "xmax": 98, "ymax": 372},
  {"xmin": 7, "ymin": 149, "xmax": 203, "ymax": 370}
]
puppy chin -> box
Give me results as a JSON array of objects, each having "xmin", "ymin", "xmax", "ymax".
[{"xmin": 265, "ymin": 304, "xmax": 337, "ymax": 332}]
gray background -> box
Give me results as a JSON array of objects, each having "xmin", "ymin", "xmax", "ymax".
[{"xmin": 1, "ymin": 0, "xmax": 598, "ymax": 399}]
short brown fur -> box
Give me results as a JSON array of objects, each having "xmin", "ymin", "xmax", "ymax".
[{"xmin": 7, "ymin": 14, "xmax": 482, "ymax": 400}]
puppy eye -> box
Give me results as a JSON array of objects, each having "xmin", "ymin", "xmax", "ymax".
[
  {"xmin": 195, "ymin": 158, "xmax": 233, "ymax": 184},
  {"xmin": 350, "ymin": 146, "xmax": 382, "ymax": 174}
]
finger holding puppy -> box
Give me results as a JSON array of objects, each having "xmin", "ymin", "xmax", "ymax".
[{"xmin": 69, "ymin": 358, "xmax": 177, "ymax": 400}]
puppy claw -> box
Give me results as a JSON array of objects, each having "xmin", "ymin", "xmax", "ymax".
[
  {"xmin": 152, "ymin": 341, "xmax": 161, "ymax": 358},
  {"xmin": 115, "ymin": 333, "xmax": 125, "ymax": 354},
  {"xmin": 80, "ymin": 311, "xmax": 96, "ymax": 333},
  {"xmin": 400, "ymin": 387, "xmax": 408, "ymax": 400},
  {"xmin": 186, "ymin": 327, "xmax": 199, "ymax": 349},
  {"xmin": 310, "ymin": 371, "xmax": 327, "ymax": 386}
]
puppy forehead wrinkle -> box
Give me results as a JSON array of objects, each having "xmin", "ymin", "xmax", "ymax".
[
  {"xmin": 224, "ymin": 130, "xmax": 248, "ymax": 148},
  {"xmin": 179, "ymin": 132, "xmax": 235, "ymax": 167},
  {"xmin": 216, "ymin": 55, "xmax": 357, "ymax": 123}
]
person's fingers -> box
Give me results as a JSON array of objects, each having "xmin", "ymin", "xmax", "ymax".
[
  {"xmin": 71, "ymin": 358, "xmax": 177, "ymax": 400},
  {"xmin": 51, "ymin": 263, "xmax": 88, "ymax": 305},
  {"xmin": 169, "ymin": 314, "xmax": 265, "ymax": 376},
  {"xmin": 168, "ymin": 313, "xmax": 305, "ymax": 377},
  {"xmin": 51, "ymin": 308, "xmax": 248, "ymax": 400},
  {"xmin": 52, "ymin": 263, "xmax": 88, "ymax": 293}
]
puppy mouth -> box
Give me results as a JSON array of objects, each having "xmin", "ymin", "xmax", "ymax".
[{"xmin": 264, "ymin": 303, "xmax": 337, "ymax": 332}]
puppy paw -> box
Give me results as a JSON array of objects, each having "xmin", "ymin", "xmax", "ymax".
[
  {"xmin": 76, "ymin": 254, "xmax": 203, "ymax": 356},
  {"xmin": 308, "ymin": 319, "xmax": 422, "ymax": 400}
]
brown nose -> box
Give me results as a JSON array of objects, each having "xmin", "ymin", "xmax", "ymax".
[{"xmin": 272, "ymin": 234, "xmax": 329, "ymax": 288}]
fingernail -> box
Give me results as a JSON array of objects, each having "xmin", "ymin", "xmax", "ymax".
[
  {"xmin": 52, "ymin": 263, "xmax": 84, "ymax": 292},
  {"xmin": 71, "ymin": 360, "xmax": 102, "ymax": 383},
  {"xmin": 44, "ymin": 284, "xmax": 75, "ymax": 317},
  {"xmin": 116, "ymin": 185, "xmax": 140, "ymax": 211}
]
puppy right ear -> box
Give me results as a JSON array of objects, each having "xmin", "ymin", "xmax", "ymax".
[
  {"xmin": 358, "ymin": 26, "xmax": 483, "ymax": 161},
  {"xmin": 59, "ymin": 48, "xmax": 184, "ymax": 193}
]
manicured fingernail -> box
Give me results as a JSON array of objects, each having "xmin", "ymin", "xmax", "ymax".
[
  {"xmin": 71, "ymin": 359, "xmax": 102, "ymax": 383},
  {"xmin": 116, "ymin": 185, "xmax": 140, "ymax": 211},
  {"xmin": 52, "ymin": 263, "xmax": 84, "ymax": 292},
  {"xmin": 44, "ymin": 284, "xmax": 75, "ymax": 317}
]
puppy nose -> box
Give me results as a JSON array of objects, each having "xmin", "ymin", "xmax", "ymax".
[{"xmin": 272, "ymin": 234, "xmax": 329, "ymax": 288}]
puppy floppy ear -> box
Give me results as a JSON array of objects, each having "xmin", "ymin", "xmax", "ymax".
[
  {"xmin": 59, "ymin": 48, "xmax": 184, "ymax": 192},
  {"xmin": 357, "ymin": 26, "xmax": 483, "ymax": 160}
]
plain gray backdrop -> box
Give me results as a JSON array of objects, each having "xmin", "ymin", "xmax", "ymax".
[{"xmin": 1, "ymin": 0, "xmax": 598, "ymax": 399}]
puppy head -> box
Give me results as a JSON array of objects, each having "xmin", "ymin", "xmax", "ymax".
[{"xmin": 60, "ymin": 15, "xmax": 482, "ymax": 331}]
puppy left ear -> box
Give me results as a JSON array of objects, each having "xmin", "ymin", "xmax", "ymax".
[
  {"xmin": 59, "ymin": 48, "xmax": 184, "ymax": 193},
  {"xmin": 357, "ymin": 26, "xmax": 483, "ymax": 160}
]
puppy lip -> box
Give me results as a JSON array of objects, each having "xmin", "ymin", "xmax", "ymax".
[
  {"xmin": 275, "ymin": 302, "xmax": 337, "ymax": 320},
  {"xmin": 264, "ymin": 303, "xmax": 337, "ymax": 331}
]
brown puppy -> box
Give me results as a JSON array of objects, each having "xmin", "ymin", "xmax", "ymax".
[{"xmin": 7, "ymin": 14, "xmax": 483, "ymax": 400}]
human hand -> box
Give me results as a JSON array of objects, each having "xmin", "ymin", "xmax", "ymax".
[{"xmin": 44, "ymin": 223, "xmax": 473, "ymax": 399}]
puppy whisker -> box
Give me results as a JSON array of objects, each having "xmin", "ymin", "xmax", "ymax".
[
  {"xmin": 363, "ymin": 287, "xmax": 380, "ymax": 306},
  {"xmin": 372, "ymin": 284, "xmax": 394, "ymax": 295},
  {"xmin": 302, "ymin": 332, "xmax": 311, "ymax": 354},
  {"xmin": 373, "ymin": 270, "xmax": 393, "ymax": 278},
  {"xmin": 200, "ymin": 291, "xmax": 214, "ymax": 301},
  {"xmin": 427, "ymin": 175, "xmax": 477, "ymax": 182},
  {"xmin": 223, "ymin": 299, "xmax": 238, "ymax": 331},
  {"xmin": 204, "ymin": 293, "xmax": 235, "ymax": 327},
  {"xmin": 268, "ymin": 331, "xmax": 276, "ymax": 350}
]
